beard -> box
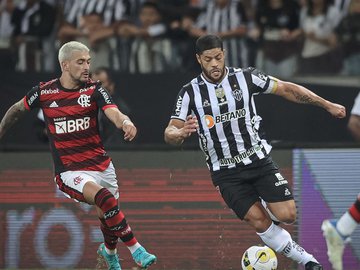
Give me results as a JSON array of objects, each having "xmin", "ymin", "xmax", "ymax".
[
  {"xmin": 70, "ymin": 73, "xmax": 88, "ymax": 86},
  {"xmin": 200, "ymin": 63, "xmax": 225, "ymax": 84}
]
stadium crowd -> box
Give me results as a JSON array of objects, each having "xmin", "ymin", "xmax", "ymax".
[{"xmin": 0, "ymin": 0, "xmax": 359, "ymax": 77}]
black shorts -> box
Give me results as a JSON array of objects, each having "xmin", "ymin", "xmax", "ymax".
[{"xmin": 211, "ymin": 156, "xmax": 293, "ymax": 220}]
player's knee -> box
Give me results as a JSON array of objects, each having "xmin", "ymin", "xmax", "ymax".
[{"xmin": 277, "ymin": 207, "xmax": 297, "ymax": 224}]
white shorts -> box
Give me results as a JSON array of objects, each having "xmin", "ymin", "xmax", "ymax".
[{"xmin": 55, "ymin": 162, "xmax": 119, "ymax": 202}]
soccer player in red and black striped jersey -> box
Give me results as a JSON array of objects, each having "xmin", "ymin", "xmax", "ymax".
[{"xmin": 0, "ymin": 41, "xmax": 156, "ymax": 270}]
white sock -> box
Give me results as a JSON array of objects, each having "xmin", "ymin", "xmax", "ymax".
[
  {"xmin": 105, "ymin": 246, "xmax": 117, "ymax": 255},
  {"xmin": 337, "ymin": 211, "xmax": 358, "ymax": 237},
  {"xmin": 128, "ymin": 242, "xmax": 141, "ymax": 254},
  {"xmin": 257, "ymin": 222, "xmax": 316, "ymax": 265}
]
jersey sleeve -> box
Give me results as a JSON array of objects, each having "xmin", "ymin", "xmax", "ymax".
[
  {"xmin": 24, "ymin": 85, "xmax": 41, "ymax": 110},
  {"xmin": 170, "ymin": 87, "xmax": 191, "ymax": 121},
  {"xmin": 245, "ymin": 67, "xmax": 278, "ymax": 94},
  {"xmin": 93, "ymin": 83, "xmax": 118, "ymax": 111}
]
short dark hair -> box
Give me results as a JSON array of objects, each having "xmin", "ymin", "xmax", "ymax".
[{"xmin": 195, "ymin": 34, "xmax": 223, "ymax": 54}]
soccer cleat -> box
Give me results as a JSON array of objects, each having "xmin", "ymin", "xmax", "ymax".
[
  {"xmin": 305, "ymin": 261, "xmax": 323, "ymax": 270},
  {"xmin": 321, "ymin": 219, "xmax": 347, "ymax": 270},
  {"xmin": 97, "ymin": 243, "xmax": 121, "ymax": 270},
  {"xmin": 132, "ymin": 246, "xmax": 157, "ymax": 268}
]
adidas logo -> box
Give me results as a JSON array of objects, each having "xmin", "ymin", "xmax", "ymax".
[
  {"xmin": 49, "ymin": 101, "xmax": 58, "ymax": 108},
  {"xmin": 285, "ymin": 188, "xmax": 291, "ymax": 196}
]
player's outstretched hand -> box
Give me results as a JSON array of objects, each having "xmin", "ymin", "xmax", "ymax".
[
  {"xmin": 327, "ymin": 103, "xmax": 346, "ymax": 118},
  {"xmin": 123, "ymin": 120, "xmax": 137, "ymax": 141},
  {"xmin": 182, "ymin": 115, "xmax": 198, "ymax": 139}
]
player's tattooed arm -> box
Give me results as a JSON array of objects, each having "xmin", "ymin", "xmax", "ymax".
[
  {"xmin": 273, "ymin": 80, "xmax": 346, "ymax": 118},
  {"xmin": 288, "ymin": 89, "xmax": 321, "ymax": 106},
  {"xmin": 0, "ymin": 99, "xmax": 27, "ymax": 139},
  {"xmin": 274, "ymin": 80, "xmax": 325, "ymax": 106}
]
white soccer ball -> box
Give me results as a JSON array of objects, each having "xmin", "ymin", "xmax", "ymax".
[{"xmin": 241, "ymin": 245, "xmax": 278, "ymax": 270}]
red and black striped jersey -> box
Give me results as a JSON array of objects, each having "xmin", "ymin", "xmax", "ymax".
[{"xmin": 24, "ymin": 78, "xmax": 118, "ymax": 174}]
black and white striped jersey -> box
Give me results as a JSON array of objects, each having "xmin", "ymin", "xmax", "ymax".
[
  {"xmin": 170, "ymin": 67, "xmax": 278, "ymax": 172},
  {"xmin": 63, "ymin": 0, "xmax": 131, "ymax": 27}
]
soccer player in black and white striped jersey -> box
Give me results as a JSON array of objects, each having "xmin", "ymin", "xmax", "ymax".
[{"xmin": 164, "ymin": 34, "xmax": 346, "ymax": 270}]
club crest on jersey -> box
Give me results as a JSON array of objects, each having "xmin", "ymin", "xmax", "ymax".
[
  {"xmin": 78, "ymin": 94, "xmax": 91, "ymax": 107},
  {"xmin": 232, "ymin": 89, "xmax": 242, "ymax": 101},
  {"xmin": 215, "ymin": 87, "xmax": 225, "ymax": 99},
  {"xmin": 73, "ymin": 176, "xmax": 83, "ymax": 185}
]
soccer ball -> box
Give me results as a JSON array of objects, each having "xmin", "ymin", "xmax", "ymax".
[{"xmin": 241, "ymin": 245, "xmax": 278, "ymax": 270}]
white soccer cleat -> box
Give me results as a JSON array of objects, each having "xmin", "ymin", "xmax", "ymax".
[{"xmin": 321, "ymin": 219, "xmax": 347, "ymax": 270}]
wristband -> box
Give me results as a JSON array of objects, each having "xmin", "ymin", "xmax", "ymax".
[{"xmin": 122, "ymin": 119, "xmax": 131, "ymax": 126}]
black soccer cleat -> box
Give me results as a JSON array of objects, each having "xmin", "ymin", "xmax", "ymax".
[{"xmin": 305, "ymin": 261, "xmax": 323, "ymax": 270}]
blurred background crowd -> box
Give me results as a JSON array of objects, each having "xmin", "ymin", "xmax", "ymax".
[{"xmin": 0, "ymin": 0, "xmax": 359, "ymax": 78}]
